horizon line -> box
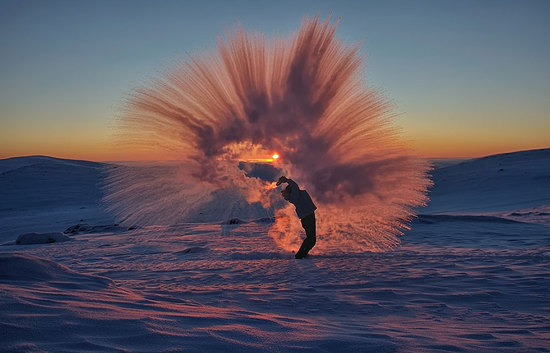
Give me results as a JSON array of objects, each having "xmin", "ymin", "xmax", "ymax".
[{"xmin": 2, "ymin": 146, "xmax": 549, "ymax": 163}]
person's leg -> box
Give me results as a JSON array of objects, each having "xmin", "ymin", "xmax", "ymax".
[
  {"xmin": 295, "ymin": 236, "xmax": 316, "ymax": 259},
  {"xmin": 302, "ymin": 212, "xmax": 316, "ymax": 238},
  {"xmin": 295, "ymin": 213, "xmax": 316, "ymax": 259}
]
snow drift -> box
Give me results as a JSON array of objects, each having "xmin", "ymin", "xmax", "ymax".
[
  {"xmin": 0, "ymin": 252, "xmax": 112, "ymax": 288},
  {"xmin": 16, "ymin": 232, "xmax": 70, "ymax": 245}
]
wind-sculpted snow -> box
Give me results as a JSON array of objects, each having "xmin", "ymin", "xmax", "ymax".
[
  {"xmin": 0, "ymin": 253, "xmax": 112, "ymax": 288},
  {"xmin": 105, "ymin": 16, "xmax": 431, "ymax": 252}
]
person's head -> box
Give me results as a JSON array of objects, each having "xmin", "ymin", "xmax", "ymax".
[{"xmin": 281, "ymin": 186, "xmax": 291, "ymax": 201}]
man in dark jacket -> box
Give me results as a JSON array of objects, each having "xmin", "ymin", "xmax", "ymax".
[{"xmin": 276, "ymin": 176, "xmax": 317, "ymax": 259}]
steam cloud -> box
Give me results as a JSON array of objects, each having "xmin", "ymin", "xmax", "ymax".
[{"xmin": 105, "ymin": 16, "xmax": 432, "ymax": 252}]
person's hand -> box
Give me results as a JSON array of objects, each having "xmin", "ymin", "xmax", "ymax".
[{"xmin": 276, "ymin": 176, "xmax": 288, "ymax": 186}]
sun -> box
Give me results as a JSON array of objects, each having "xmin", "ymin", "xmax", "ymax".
[{"xmin": 272, "ymin": 153, "xmax": 279, "ymax": 160}]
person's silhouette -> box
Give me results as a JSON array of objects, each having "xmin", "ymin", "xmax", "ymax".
[{"xmin": 276, "ymin": 176, "xmax": 317, "ymax": 259}]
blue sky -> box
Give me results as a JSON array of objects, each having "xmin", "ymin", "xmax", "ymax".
[{"xmin": 1, "ymin": 0, "xmax": 549, "ymax": 159}]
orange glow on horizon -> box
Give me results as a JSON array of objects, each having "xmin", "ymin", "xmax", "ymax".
[
  {"xmin": 2, "ymin": 143, "xmax": 550, "ymax": 162},
  {"xmin": 408, "ymin": 138, "xmax": 550, "ymax": 159},
  {"xmin": 1, "ymin": 132, "xmax": 548, "ymax": 162}
]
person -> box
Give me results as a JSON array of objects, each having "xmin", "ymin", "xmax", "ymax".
[{"xmin": 276, "ymin": 176, "xmax": 317, "ymax": 259}]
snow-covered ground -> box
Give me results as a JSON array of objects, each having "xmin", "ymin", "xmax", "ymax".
[{"xmin": 1, "ymin": 150, "xmax": 549, "ymax": 352}]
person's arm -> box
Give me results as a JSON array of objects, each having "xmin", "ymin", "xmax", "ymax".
[
  {"xmin": 286, "ymin": 179, "xmax": 301, "ymax": 203},
  {"xmin": 276, "ymin": 176, "xmax": 288, "ymax": 186},
  {"xmin": 286, "ymin": 178, "xmax": 300, "ymax": 191},
  {"xmin": 276, "ymin": 176, "xmax": 300, "ymax": 191}
]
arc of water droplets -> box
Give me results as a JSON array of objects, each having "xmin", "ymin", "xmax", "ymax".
[{"xmin": 105, "ymin": 16, "xmax": 432, "ymax": 253}]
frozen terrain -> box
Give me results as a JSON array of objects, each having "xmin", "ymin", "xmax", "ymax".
[{"xmin": 1, "ymin": 149, "xmax": 549, "ymax": 352}]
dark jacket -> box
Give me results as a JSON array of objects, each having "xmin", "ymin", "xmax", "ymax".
[{"xmin": 285, "ymin": 179, "xmax": 317, "ymax": 219}]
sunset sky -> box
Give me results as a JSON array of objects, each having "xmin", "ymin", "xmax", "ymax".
[{"xmin": 1, "ymin": 0, "xmax": 549, "ymax": 161}]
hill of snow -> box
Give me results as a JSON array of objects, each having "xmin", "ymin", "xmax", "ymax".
[
  {"xmin": 0, "ymin": 156, "xmax": 113, "ymax": 243},
  {"xmin": 426, "ymin": 148, "xmax": 550, "ymax": 213}
]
